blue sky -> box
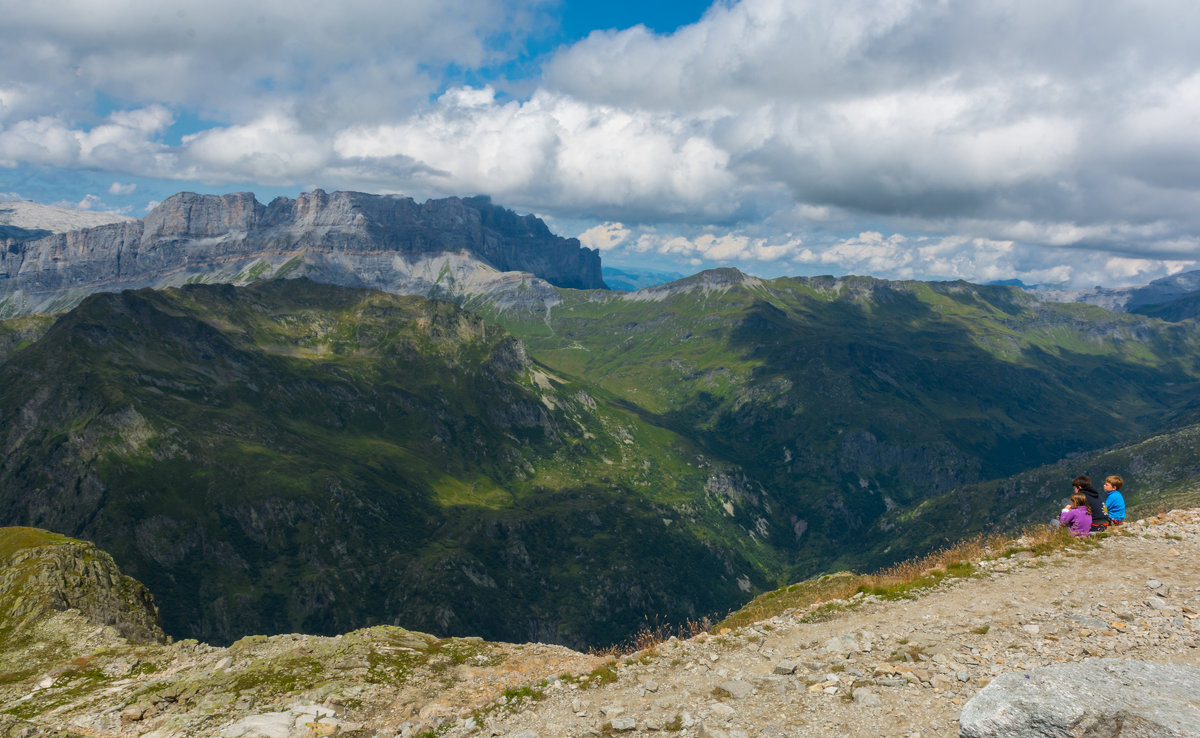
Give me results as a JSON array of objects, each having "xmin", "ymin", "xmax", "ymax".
[{"xmin": 3, "ymin": 0, "xmax": 1200, "ymax": 288}]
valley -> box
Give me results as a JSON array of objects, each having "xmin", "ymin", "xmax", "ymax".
[{"xmin": 4, "ymin": 192, "xmax": 1200, "ymax": 652}]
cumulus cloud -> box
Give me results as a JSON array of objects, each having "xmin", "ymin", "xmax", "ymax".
[
  {"xmin": 335, "ymin": 87, "xmax": 741, "ymax": 220},
  {"xmin": 181, "ymin": 114, "xmax": 332, "ymax": 182},
  {"xmin": 108, "ymin": 182, "xmax": 136, "ymax": 195},
  {"xmin": 578, "ymin": 222, "xmax": 632, "ymax": 251},
  {"xmin": 2, "ymin": 0, "xmax": 1200, "ymax": 287},
  {"xmin": 0, "ymin": 106, "xmax": 172, "ymax": 170},
  {"xmin": 596, "ymin": 225, "xmax": 804, "ymax": 266},
  {"xmin": 48, "ymin": 192, "xmax": 134, "ymax": 215},
  {"xmin": 540, "ymin": 0, "xmax": 1200, "ymax": 283},
  {"xmin": 0, "ymin": 0, "xmax": 552, "ymax": 128}
]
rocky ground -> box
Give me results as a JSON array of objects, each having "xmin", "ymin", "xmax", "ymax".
[
  {"xmin": 453, "ymin": 509, "xmax": 1200, "ymax": 738},
  {"xmin": 2, "ymin": 510, "xmax": 1198, "ymax": 737}
]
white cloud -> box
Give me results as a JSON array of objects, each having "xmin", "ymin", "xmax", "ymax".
[
  {"xmin": 0, "ymin": 106, "xmax": 171, "ymax": 170},
  {"xmin": 0, "ymin": 1, "xmax": 551, "ymax": 128},
  {"xmin": 108, "ymin": 182, "xmax": 137, "ymax": 195},
  {"xmin": 0, "ymin": 86, "xmax": 31, "ymax": 124},
  {"xmin": 578, "ymin": 222, "xmax": 631, "ymax": 251},
  {"xmin": 181, "ymin": 114, "xmax": 332, "ymax": 182},
  {"xmin": 2, "ymin": 0, "xmax": 1200, "ymax": 287},
  {"xmin": 46, "ymin": 193, "xmax": 135, "ymax": 215},
  {"xmin": 1106, "ymin": 257, "xmax": 1166, "ymax": 281},
  {"xmin": 602, "ymin": 226, "xmax": 804, "ymax": 265},
  {"xmin": 335, "ymin": 88, "xmax": 739, "ymax": 218},
  {"xmin": 53, "ymin": 194, "xmax": 102, "ymax": 210}
]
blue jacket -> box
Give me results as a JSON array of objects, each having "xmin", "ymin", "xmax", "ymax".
[{"xmin": 1106, "ymin": 490, "xmax": 1126, "ymax": 522}]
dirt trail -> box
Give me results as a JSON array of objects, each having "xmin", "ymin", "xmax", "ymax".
[{"xmin": 455, "ymin": 510, "xmax": 1200, "ymax": 738}]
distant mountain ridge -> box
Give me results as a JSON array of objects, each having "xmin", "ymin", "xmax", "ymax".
[
  {"xmin": 0, "ymin": 200, "xmax": 134, "ymax": 242},
  {"xmin": 1036, "ymin": 269, "xmax": 1200, "ymax": 320},
  {"xmin": 0, "ymin": 190, "xmax": 605, "ymax": 317},
  {"xmin": 601, "ymin": 265, "xmax": 686, "ymax": 291}
]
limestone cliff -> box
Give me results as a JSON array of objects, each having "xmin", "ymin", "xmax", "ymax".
[{"xmin": 0, "ymin": 190, "xmax": 605, "ymax": 317}]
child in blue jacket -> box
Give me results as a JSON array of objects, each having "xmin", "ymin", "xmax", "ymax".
[{"xmin": 1104, "ymin": 475, "xmax": 1126, "ymax": 526}]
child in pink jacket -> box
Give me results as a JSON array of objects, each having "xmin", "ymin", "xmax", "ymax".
[{"xmin": 1059, "ymin": 492, "xmax": 1092, "ymax": 537}]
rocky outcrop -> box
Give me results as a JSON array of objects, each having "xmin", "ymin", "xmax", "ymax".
[
  {"xmin": 959, "ymin": 659, "xmax": 1200, "ymax": 737},
  {"xmin": 0, "ymin": 527, "xmax": 600, "ymax": 738},
  {"xmin": 0, "ymin": 527, "xmax": 165, "ymax": 645},
  {"xmin": 0, "ymin": 190, "xmax": 605, "ymax": 317}
]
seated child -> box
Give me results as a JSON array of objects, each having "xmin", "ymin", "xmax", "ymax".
[
  {"xmin": 1059, "ymin": 492, "xmax": 1093, "ymax": 537},
  {"xmin": 1104, "ymin": 475, "xmax": 1126, "ymax": 525}
]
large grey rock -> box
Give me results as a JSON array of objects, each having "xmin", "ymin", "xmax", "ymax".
[
  {"xmin": 717, "ymin": 679, "xmax": 755, "ymax": 699},
  {"xmin": 218, "ymin": 704, "xmax": 341, "ymax": 737},
  {"xmin": 959, "ymin": 659, "xmax": 1200, "ymax": 737}
]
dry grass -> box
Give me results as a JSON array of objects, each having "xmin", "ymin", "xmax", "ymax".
[
  {"xmin": 588, "ymin": 618, "xmax": 712, "ymax": 658},
  {"xmin": 868, "ymin": 531, "xmax": 1006, "ymax": 585},
  {"xmin": 716, "ymin": 572, "xmax": 865, "ymax": 632}
]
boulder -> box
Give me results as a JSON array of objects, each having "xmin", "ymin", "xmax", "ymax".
[{"xmin": 959, "ymin": 659, "xmax": 1200, "ymax": 737}]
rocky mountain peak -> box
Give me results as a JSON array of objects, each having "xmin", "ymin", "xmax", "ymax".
[
  {"xmin": 143, "ymin": 191, "xmax": 263, "ymax": 239},
  {"xmin": 624, "ymin": 267, "xmax": 764, "ymax": 302},
  {"xmin": 1, "ymin": 190, "xmax": 605, "ymax": 317}
]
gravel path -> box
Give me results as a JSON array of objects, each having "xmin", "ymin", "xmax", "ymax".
[{"xmin": 445, "ymin": 509, "xmax": 1200, "ymax": 738}]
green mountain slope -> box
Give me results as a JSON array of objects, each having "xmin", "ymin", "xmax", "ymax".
[
  {"xmin": 0, "ymin": 313, "xmax": 56, "ymax": 364},
  {"xmin": 478, "ymin": 270, "xmax": 1200, "ymax": 579},
  {"xmin": 0, "ymin": 279, "xmax": 776, "ymax": 647},
  {"xmin": 1130, "ymin": 292, "xmax": 1200, "ymax": 322},
  {"xmin": 6, "ymin": 271, "xmax": 1200, "ymax": 648}
]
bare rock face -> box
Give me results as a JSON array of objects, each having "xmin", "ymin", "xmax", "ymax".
[
  {"xmin": 959, "ymin": 659, "xmax": 1200, "ymax": 737},
  {"xmin": 0, "ymin": 190, "xmax": 605, "ymax": 317}
]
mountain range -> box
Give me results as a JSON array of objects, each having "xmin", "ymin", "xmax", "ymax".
[
  {"xmin": 1040, "ymin": 269, "xmax": 1200, "ymax": 320},
  {"xmin": 3, "ymin": 192, "xmax": 1200, "ymax": 649},
  {"xmin": 0, "ymin": 190, "xmax": 603, "ymax": 318}
]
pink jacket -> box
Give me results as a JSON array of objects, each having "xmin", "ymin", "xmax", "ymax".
[{"xmin": 1059, "ymin": 506, "xmax": 1092, "ymax": 537}]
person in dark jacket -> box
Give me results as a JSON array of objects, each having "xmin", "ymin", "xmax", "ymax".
[{"xmin": 1072, "ymin": 475, "xmax": 1110, "ymax": 532}]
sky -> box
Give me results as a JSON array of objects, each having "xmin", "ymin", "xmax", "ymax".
[{"xmin": 2, "ymin": 0, "xmax": 1199, "ymax": 289}]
